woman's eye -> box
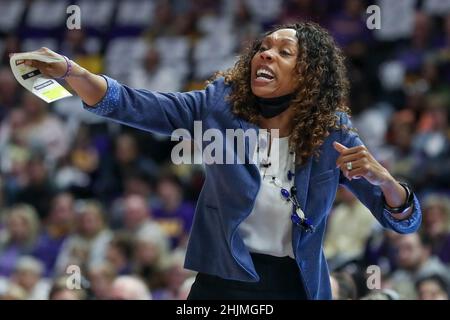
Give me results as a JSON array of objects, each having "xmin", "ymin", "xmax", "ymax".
[
  {"xmin": 280, "ymin": 50, "xmax": 291, "ymax": 56},
  {"xmin": 259, "ymin": 46, "xmax": 268, "ymax": 52}
]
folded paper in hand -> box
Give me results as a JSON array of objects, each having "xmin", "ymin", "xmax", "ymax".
[{"xmin": 10, "ymin": 52, "xmax": 72, "ymax": 103}]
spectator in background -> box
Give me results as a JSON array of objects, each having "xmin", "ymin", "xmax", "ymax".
[
  {"xmin": 324, "ymin": 187, "xmax": 377, "ymax": 265},
  {"xmin": 436, "ymin": 13, "xmax": 450, "ymax": 84},
  {"xmin": 32, "ymin": 192, "xmax": 76, "ymax": 276},
  {"xmin": 330, "ymin": 271, "xmax": 357, "ymax": 300},
  {"xmin": 327, "ymin": 0, "xmax": 373, "ymax": 115},
  {"xmin": 396, "ymin": 11, "xmax": 434, "ymax": 76},
  {"xmin": 122, "ymin": 174, "xmax": 154, "ymax": 201},
  {"xmin": 145, "ymin": 0, "xmax": 177, "ymax": 39},
  {"xmin": 327, "ymin": 0, "xmax": 371, "ymax": 59},
  {"xmin": 280, "ymin": 0, "xmax": 327, "ymax": 25},
  {"xmin": 415, "ymin": 273, "xmax": 449, "ymax": 300},
  {"xmin": 0, "ymin": 177, "xmax": 4, "ymax": 216},
  {"xmin": 0, "ymin": 68, "xmax": 20, "ymax": 122},
  {"xmin": 443, "ymin": 13, "xmax": 450, "ymax": 49},
  {"xmin": 110, "ymin": 275, "xmax": 152, "ymax": 300},
  {"xmin": 420, "ymin": 55, "xmax": 450, "ymax": 99},
  {"xmin": 118, "ymin": 195, "xmax": 169, "ymax": 287},
  {"xmin": 363, "ymin": 229, "xmax": 402, "ymax": 275},
  {"xmin": 54, "ymin": 200, "xmax": 113, "ymax": 275},
  {"xmin": 105, "ymin": 233, "xmax": 133, "ymax": 276},
  {"xmin": 133, "ymin": 228, "xmax": 170, "ymax": 291},
  {"xmin": 8, "ymin": 256, "xmax": 50, "ymax": 300},
  {"xmin": 48, "ymin": 277, "xmax": 87, "ymax": 300},
  {"xmin": 231, "ymin": 0, "xmax": 260, "ymax": 56},
  {"xmin": 152, "ymin": 174, "xmax": 195, "ymax": 249},
  {"xmin": 0, "ymin": 34, "xmax": 21, "ymax": 67},
  {"xmin": 108, "ymin": 172, "xmax": 155, "ymax": 230},
  {"xmin": 14, "ymin": 153, "xmax": 55, "ymax": 220},
  {"xmin": 20, "ymin": 92, "xmax": 69, "ymax": 166},
  {"xmin": 0, "ymin": 108, "xmax": 30, "ymax": 181},
  {"xmin": 54, "ymin": 124, "xmax": 99, "ymax": 196},
  {"xmin": 416, "ymin": 94, "xmax": 449, "ymax": 146},
  {"xmin": 123, "ymin": 194, "xmax": 168, "ymax": 247},
  {"xmin": 0, "ymin": 204, "xmax": 40, "ymax": 276},
  {"xmin": 420, "ymin": 194, "xmax": 450, "ymax": 264},
  {"xmin": 413, "ymin": 95, "xmax": 450, "ymax": 190},
  {"xmin": 0, "ymin": 283, "xmax": 27, "ymax": 300},
  {"xmin": 86, "ymin": 262, "xmax": 116, "ymax": 300},
  {"xmin": 152, "ymin": 249, "xmax": 194, "ymax": 300},
  {"xmin": 387, "ymin": 233, "xmax": 449, "ymax": 299},
  {"xmin": 177, "ymin": 276, "xmax": 196, "ymax": 300},
  {"xmin": 115, "ymin": 133, "xmax": 158, "ymax": 182},
  {"xmin": 383, "ymin": 109, "xmax": 418, "ymax": 183},
  {"xmin": 243, "ymin": 0, "xmax": 283, "ymax": 26},
  {"xmin": 96, "ymin": 133, "xmax": 158, "ymax": 201},
  {"xmin": 128, "ymin": 47, "xmax": 183, "ymax": 93}
]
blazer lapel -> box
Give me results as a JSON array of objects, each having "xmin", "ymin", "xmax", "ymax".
[
  {"xmin": 294, "ymin": 156, "xmax": 313, "ymax": 212},
  {"xmin": 292, "ymin": 156, "xmax": 313, "ymax": 254}
]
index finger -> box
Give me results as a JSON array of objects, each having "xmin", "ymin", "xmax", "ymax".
[{"xmin": 338, "ymin": 145, "xmax": 365, "ymax": 156}]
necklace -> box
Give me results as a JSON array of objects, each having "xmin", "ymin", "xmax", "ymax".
[{"xmin": 258, "ymin": 132, "xmax": 315, "ymax": 233}]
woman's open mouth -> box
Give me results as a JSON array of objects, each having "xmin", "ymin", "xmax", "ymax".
[{"xmin": 254, "ymin": 66, "xmax": 275, "ymax": 85}]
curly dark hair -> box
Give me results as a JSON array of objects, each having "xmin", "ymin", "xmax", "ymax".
[{"xmin": 211, "ymin": 22, "xmax": 351, "ymax": 164}]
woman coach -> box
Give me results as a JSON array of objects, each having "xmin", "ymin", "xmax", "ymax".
[{"xmin": 18, "ymin": 22, "xmax": 421, "ymax": 299}]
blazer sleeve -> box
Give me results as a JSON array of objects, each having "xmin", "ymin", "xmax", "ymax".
[
  {"xmin": 82, "ymin": 76, "xmax": 226, "ymax": 136},
  {"xmin": 338, "ymin": 112, "xmax": 422, "ymax": 234}
]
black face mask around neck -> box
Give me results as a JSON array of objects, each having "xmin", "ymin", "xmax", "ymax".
[{"xmin": 256, "ymin": 93, "xmax": 295, "ymax": 119}]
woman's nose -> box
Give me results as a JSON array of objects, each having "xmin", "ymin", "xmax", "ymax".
[{"xmin": 260, "ymin": 50, "xmax": 274, "ymax": 61}]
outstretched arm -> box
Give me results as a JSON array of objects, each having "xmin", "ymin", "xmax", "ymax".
[{"xmin": 16, "ymin": 47, "xmax": 225, "ymax": 136}]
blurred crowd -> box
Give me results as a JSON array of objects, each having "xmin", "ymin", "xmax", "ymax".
[{"xmin": 0, "ymin": 0, "xmax": 449, "ymax": 300}]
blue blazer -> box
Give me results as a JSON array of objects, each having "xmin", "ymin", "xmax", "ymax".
[{"xmin": 84, "ymin": 76, "xmax": 422, "ymax": 299}]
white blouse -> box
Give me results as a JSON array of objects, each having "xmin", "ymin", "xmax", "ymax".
[{"xmin": 238, "ymin": 134, "xmax": 296, "ymax": 258}]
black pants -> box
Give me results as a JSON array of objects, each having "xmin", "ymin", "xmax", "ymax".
[{"xmin": 187, "ymin": 253, "xmax": 307, "ymax": 300}]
